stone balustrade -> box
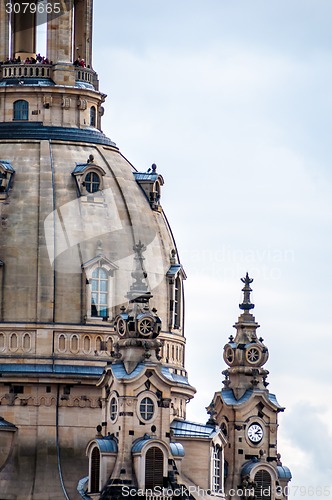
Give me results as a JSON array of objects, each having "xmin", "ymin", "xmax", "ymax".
[
  {"xmin": 1, "ymin": 63, "xmax": 52, "ymax": 79},
  {"xmin": 0, "ymin": 64, "xmax": 98, "ymax": 89}
]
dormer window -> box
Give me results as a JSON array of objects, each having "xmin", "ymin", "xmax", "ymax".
[
  {"xmin": 82, "ymin": 251, "xmax": 118, "ymax": 323},
  {"xmin": 13, "ymin": 100, "xmax": 29, "ymax": 120},
  {"xmin": 85, "ymin": 171, "xmax": 100, "ymax": 193},
  {"xmin": 166, "ymin": 252, "xmax": 187, "ymax": 333},
  {"xmin": 72, "ymin": 157, "xmax": 106, "ymax": 197},
  {"xmin": 133, "ymin": 164, "xmax": 164, "ymax": 211},
  {"xmin": 0, "ymin": 161, "xmax": 15, "ymax": 200},
  {"xmin": 91, "ymin": 267, "xmax": 108, "ymax": 318}
]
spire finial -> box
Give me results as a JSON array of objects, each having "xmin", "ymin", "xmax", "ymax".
[
  {"xmin": 239, "ymin": 272, "xmax": 255, "ymax": 311},
  {"xmin": 126, "ymin": 240, "xmax": 152, "ymax": 303}
]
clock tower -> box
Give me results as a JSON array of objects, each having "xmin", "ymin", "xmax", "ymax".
[{"xmin": 207, "ymin": 274, "xmax": 291, "ymax": 500}]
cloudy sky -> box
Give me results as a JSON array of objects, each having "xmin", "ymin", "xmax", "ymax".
[{"xmin": 93, "ymin": 1, "xmax": 332, "ymax": 497}]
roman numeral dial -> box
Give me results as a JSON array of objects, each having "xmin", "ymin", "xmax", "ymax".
[{"xmin": 247, "ymin": 423, "xmax": 263, "ymax": 443}]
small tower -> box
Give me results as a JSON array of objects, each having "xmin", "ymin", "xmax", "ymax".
[
  {"xmin": 208, "ymin": 275, "xmax": 291, "ymax": 500},
  {"xmin": 85, "ymin": 245, "xmax": 226, "ymax": 499}
]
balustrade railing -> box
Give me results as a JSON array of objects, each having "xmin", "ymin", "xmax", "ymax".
[{"xmin": 1, "ymin": 63, "xmax": 52, "ymax": 79}]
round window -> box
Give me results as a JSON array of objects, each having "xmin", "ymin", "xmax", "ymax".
[
  {"xmin": 246, "ymin": 347, "xmax": 261, "ymax": 364},
  {"xmin": 139, "ymin": 397, "xmax": 154, "ymax": 421},
  {"xmin": 110, "ymin": 396, "xmax": 118, "ymax": 421},
  {"xmin": 225, "ymin": 347, "xmax": 234, "ymax": 364},
  {"xmin": 85, "ymin": 172, "xmax": 100, "ymax": 193},
  {"xmin": 138, "ymin": 317, "xmax": 154, "ymax": 336}
]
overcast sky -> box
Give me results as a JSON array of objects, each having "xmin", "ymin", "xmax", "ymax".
[{"xmin": 93, "ymin": 2, "xmax": 332, "ymax": 497}]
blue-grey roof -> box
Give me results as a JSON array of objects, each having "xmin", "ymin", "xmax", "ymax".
[
  {"xmin": 277, "ymin": 465, "xmax": 292, "ymax": 479},
  {"xmin": 95, "ymin": 437, "xmax": 118, "ymax": 454},
  {"xmin": 75, "ymin": 81, "xmax": 95, "ymax": 90},
  {"xmin": 161, "ymin": 367, "xmax": 190, "ymax": 385},
  {"xmin": 110, "ymin": 363, "xmax": 190, "ymax": 386},
  {"xmin": 170, "ymin": 419, "xmax": 216, "ymax": 439},
  {"xmin": 72, "ymin": 163, "xmax": 106, "ymax": 175},
  {"xmin": 221, "ymin": 389, "xmax": 254, "ymax": 406},
  {"xmin": 0, "ymin": 78, "xmax": 55, "ymax": 87},
  {"xmin": 0, "ymin": 416, "xmax": 17, "ymax": 430},
  {"xmin": 166, "ymin": 265, "xmax": 182, "ymax": 277},
  {"xmin": 170, "ymin": 442, "xmax": 185, "ymax": 457},
  {"xmin": 0, "ymin": 122, "xmax": 116, "ymax": 146},
  {"xmin": 0, "ymin": 160, "xmax": 15, "ymax": 173},
  {"xmin": 221, "ymin": 389, "xmax": 284, "ymax": 410},
  {"xmin": 73, "ymin": 163, "xmax": 89, "ymax": 174},
  {"xmin": 132, "ymin": 435, "xmax": 151, "ymax": 453},
  {"xmin": 133, "ymin": 172, "xmax": 159, "ymax": 182},
  {"xmin": 111, "ymin": 362, "xmax": 145, "ymax": 380},
  {"xmin": 0, "ymin": 364, "xmax": 104, "ymax": 377},
  {"xmin": 268, "ymin": 393, "xmax": 284, "ymax": 409},
  {"xmin": 241, "ymin": 458, "xmax": 259, "ymax": 476}
]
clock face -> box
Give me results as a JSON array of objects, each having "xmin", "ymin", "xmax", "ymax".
[{"xmin": 247, "ymin": 423, "xmax": 263, "ymax": 443}]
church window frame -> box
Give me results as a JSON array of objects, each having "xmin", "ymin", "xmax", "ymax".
[
  {"xmin": 13, "ymin": 100, "xmax": 29, "ymax": 120},
  {"xmin": 83, "ymin": 255, "xmax": 118, "ymax": 323},
  {"xmin": 212, "ymin": 444, "xmax": 222, "ymax": 493},
  {"xmin": 173, "ymin": 276, "xmax": 181, "ymax": 328},
  {"xmin": 90, "ymin": 105, "xmax": 96, "ymax": 127},
  {"xmin": 84, "ymin": 171, "xmax": 100, "ymax": 193},
  {"xmin": 91, "ymin": 267, "xmax": 109, "ymax": 318},
  {"xmin": 110, "ymin": 394, "xmax": 118, "ymax": 422},
  {"xmin": 166, "ymin": 262, "xmax": 186, "ymax": 334},
  {"xmin": 137, "ymin": 392, "xmax": 158, "ymax": 424},
  {"xmin": 72, "ymin": 163, "xmax": 106, "ymax": 197},
  {"xmin": 140, "ymin": 397, "xmax": 154, "ymax": 421}
]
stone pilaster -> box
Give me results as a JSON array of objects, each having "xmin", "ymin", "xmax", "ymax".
[
  {"xmin": 74, "ymin": 0, "xmax": 93, "ymax": 67},
  {"xmin": 47, "ymin": 0, "xmax": 74, "ymax": 63},
  {"xmin": 0, "ymin": 4, "xmax": 9, "ymax": 61}
]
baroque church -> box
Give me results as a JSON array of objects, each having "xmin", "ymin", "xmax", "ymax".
[{"xmin": 0, "ymin": 1, "xmax": 291, "ymax": 499}]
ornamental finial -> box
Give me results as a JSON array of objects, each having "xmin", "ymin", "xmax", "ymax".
[
  {"xmin": 126, "ymin": 240, "xmax": 152, "ymax": 303},
  {"xmin": 239, "ymin": 272, "xmax": 255, "ymax": 311}
]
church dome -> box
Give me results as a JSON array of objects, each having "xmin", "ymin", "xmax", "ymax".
[{"xmin": 0, "ymin": 3, "xmax": 189, "ymax": 498}]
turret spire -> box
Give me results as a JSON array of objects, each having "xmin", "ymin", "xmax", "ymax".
[{"xmin": 239, "ymin": 272, "xmax": 255, "ymax": 311}]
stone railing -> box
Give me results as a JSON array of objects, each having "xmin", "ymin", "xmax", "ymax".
[
  {"xmin": 1, "ymin": 63, "xmax": 52, "ymax": 79},
  {"xmin": 75, "ymin": 66, "xmax": 98, "ymax": 88},
  {"xmin": 0, "ymin": 63, "xmax": 99, "ymax": 89}
]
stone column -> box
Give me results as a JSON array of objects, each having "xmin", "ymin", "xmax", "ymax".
[
  {"xmin": 13, "ymin": 9, "xmax": 36, "ymax": 57},
  {"xmin": 0, "ymin": 3, "xmax": 9, "ymax": 61},
  {"xmin": 74, "ymin": 0, "xmax": 93, "ymax": 67},
  {"xmin": 47, "ymin": 0, "xmax": 73, "ymax": 63}
]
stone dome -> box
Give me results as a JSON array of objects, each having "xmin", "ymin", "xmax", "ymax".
[{"xmin": 0, "ymin": 3, "xmax": 190, "ymax": 497}]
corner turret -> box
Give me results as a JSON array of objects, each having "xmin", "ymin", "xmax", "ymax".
[{"xmin": 222, "ymin": 274, "xmax": 269, "ymax": 399}]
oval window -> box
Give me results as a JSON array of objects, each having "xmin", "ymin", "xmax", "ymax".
[{"xmin": 139, "ymin": 397, "xmax": 154, "ymax": 421}]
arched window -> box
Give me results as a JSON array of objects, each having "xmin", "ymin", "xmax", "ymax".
[
  {"xmin": 84, "ymin": 171, "xmax": 100, "ymax": 193},
  {"xmin": 145, "ymin": 447, "xmax": 164, "ymax": 489},
  {"xmin": 254, "ymin": 470, "xmax": 272, "ymax": 500},
  {"xmin": 90, "ymin": 447, "xmax": 100, "ymax": 493},
  {"xmin": 90, "ymin": 106, "xmax": 96, "ymax": 127},
  {"xmin": 13, "ymin": 100, "xmax": 29, "ymax": 120},
  {"xmin": 212, "ymin": 445, "xmax": 222, "ymax": 492},
  {"xmin": 174, "ymin": 276, "xmax": 181, "ymax": 328},
  {"xmin": 91, "ymin": 267, "xmax": 108, "ymax": 318},
  {"xmin": 110, "ymin": 397, "xmax": 118, "ymax": 421}
]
